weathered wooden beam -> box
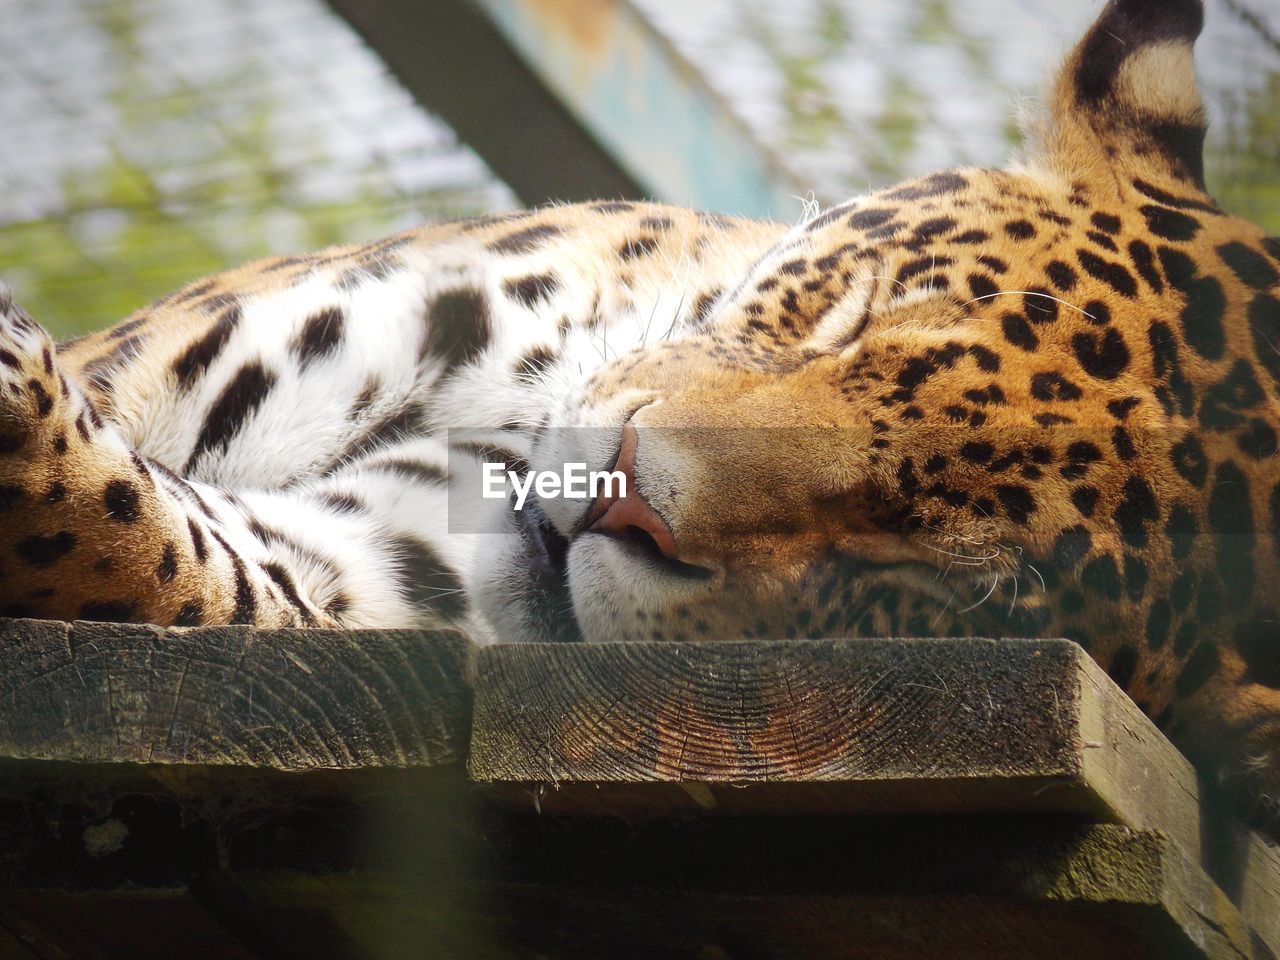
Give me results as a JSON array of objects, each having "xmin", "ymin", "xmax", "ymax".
[
  {"xmin": 324, "ymin": 0, "xmax": 801, "ymax": 216},
  {"xmin": 469, "ymin": 638, "xmax": 1185, "ymax": 825},
  {"xmin": 326, "ymin": 0, "xmax": 642, "ymax": 207},
  {"xmin": 482, "ymin": 818, "xmax": 1270, "ymax": 960},
  {"xmin": 0, "ymin": 619, "xmax": 472, "ymax": 768},
  {"xmin": 0, "ymin": 758, "xmax": 485, "ymax": 960},
  {"xmin": 469, "ymin": 636, "xmax": 1280, "ymax": 952},
  {"xmin": 471, "ymin": 0, "xmax": 801, "ymax": 215}
]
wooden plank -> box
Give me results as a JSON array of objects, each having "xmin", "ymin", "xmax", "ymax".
[
  {"xmin": 469, "ymin": 637, "xmax": 1280, "ymax": 951},
  {"xmin": 0, "ymin": 619, "xmax": 473, "ymax": 769},
  {"xmin": 470, "ymin": 638, "xmax": 1170, "ymax": 821},
  {"xmin": 470, "ymin": 0, "xmax": 801, "ymax": 215},
  {"xmin": 325, "ymin": 0, "xmax": 801, "ymax": 216},
  {"xmin": 479, "ymin": 818, "xmax": 1270, "ymax": 960},
  {"xmin": 0, "ymin": 615, "xmax": 478, "ymax": 956},
  {"xmin": 325, "ymin": 0, "xmax": 643, "ymax": 207},
  {"xmin": 0, "ymin": 758, "xmax": 483, "ymax": 959}
]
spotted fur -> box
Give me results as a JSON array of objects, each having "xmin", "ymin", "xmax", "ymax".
[{"xmin": 2, "ymin": 0, "xmax": 1279, "ymax": 837}]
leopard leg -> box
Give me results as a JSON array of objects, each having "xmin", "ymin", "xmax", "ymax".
[
  {"xmin": 0, "ymin": 291, "xmax": 440, "ymax": 628},
  {"xmin": 1174, "ymin": 671, "xmax": 1280, "ymax": 844}
]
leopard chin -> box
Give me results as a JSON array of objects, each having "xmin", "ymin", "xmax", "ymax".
[{"xmin": 471, "ymin": 503, "xmax": 582, "ymax": 646}]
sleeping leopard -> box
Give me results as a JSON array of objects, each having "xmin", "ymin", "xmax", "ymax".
[{"xmin": 2, "ymin": 0, "xmax": 1279, "ymax": 836}]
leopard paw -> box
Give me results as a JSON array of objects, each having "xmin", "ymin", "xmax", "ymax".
[{"xmin": 0, "ymin": 285, "xmax": 68, "ymax": 451}]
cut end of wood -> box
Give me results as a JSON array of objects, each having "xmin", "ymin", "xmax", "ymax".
[{"xmin": 0, "ymin": 618, "xmax": 474, "ymax": 770}]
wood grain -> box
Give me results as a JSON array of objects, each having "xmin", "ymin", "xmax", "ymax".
[
  {"xmin": 471, "ymin": 638, "xmax": 1150, "ymax": 817},
  {"xmin": 0, "ymin": 619, "xmax": 472, "ymax": 768}
]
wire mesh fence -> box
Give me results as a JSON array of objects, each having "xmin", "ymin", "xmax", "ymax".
[
  {"xmin": 638, "ymin": 0, "xmax": 1280, "ymax": 223},
  {"xmin": 0, "ymin": 0, "xmax": 516, "ymax": 339}
]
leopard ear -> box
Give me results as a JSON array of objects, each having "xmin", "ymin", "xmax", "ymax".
[{"xmin": 1031, "ymin": 0, "xmax": 1208, "ymax": 190}]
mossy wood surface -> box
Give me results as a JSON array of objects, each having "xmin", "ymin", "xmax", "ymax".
[{"xmin": 0, "ymin": 619, "xmax": 1276, "ymax": 959}]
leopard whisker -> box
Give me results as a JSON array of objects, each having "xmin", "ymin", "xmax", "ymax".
[
  {"xmin": 1025, "ymin": 562, "xmax": 1047, "ymax": 593},
  {"xmin": 957, "ymin": 574, "xmax": 1001, "ymax": 615},
  {"xmin": 963, "ymin": 289, "xmax": 1095, "ymax": 321}
]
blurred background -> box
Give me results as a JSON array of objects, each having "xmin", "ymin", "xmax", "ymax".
[{"xmin": 0, "ymin": 0, "xmax": 1275, "ymax": 340}]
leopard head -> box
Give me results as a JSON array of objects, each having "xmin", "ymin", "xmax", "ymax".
[{"xmin": 475, "ymin": 0, "xmax": 1280, "ymax": 829}]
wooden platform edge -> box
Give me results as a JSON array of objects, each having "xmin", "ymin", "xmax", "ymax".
[
  {"xmin": 0, "ymin": 619, "xmax": 474, "ymax": 770},
  {"xmin": 468, "ymin": 638, "xmax": 1149, "ymax": 819},
  {"xmin": 479, "ymin": 820, "xmax": 1272, "ymax": 960},
  {"xmin": 466, "ymin": 636, "xmax": 1280, "ymax": 951}
]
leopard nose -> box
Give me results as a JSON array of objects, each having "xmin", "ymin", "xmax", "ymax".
[{"xmin": 583, "ymin": 420, "xmax": 678, "ymax": 559}]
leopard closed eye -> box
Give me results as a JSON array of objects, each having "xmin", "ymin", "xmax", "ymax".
[{"xmin": 2, "ymin": 0, "xmax": 1279, "ymax": 838}]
